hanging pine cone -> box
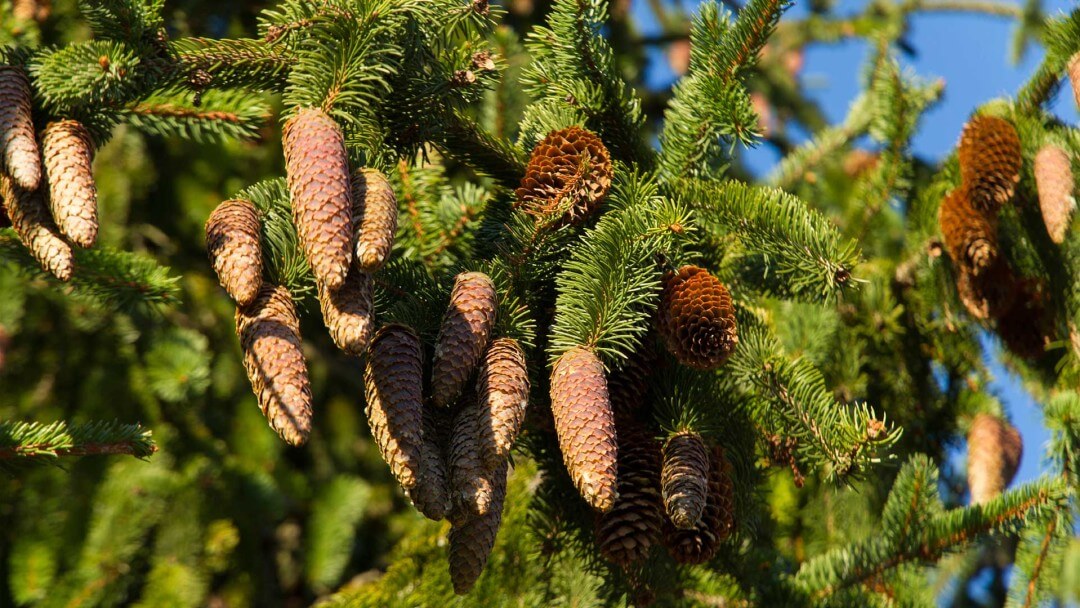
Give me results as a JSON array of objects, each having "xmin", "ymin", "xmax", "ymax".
[
  {"xmin": 448, "ymin": 459, "xmax": 508, "ymax": 595},
  {"xmin": 206, "ymin": 199, "xmax": 263, "ymax": 307},
  {"xmin": 663, "ymin": 446, "xmax": 735, "ymax": 565},
  {"xmin": 549, "ymin": 346, "xmax": 619, "ymax": 512},
  {"xmin": 41, "ymin": 120, "xmax": 97, "ymax": 248},
  {"xmin": 1034, "ymin": 145, "xmax": 1075, "ymax": 244},
  {"xmin": 449, "ymin": 386, "xmax": 501, "ymax": 519},
  {"xmin": 995, "ymin": 279, "xmax": 1051, "ymax": 360},
  {"xmin": 282, "ymin": 107, "xmax": 353, "ymax": 290},
  {"xmin": 317, "ymin": 266, "xmax": 374, "ymax": 356},
  {"xmin": 432, "ymin": 271, "xmax": 497, "ymax": 408},
  {"xmin": 967, "ymin": 413, "xmax": 1022, "ymax": 505},
  {"xmin": 955, "ymin": 257, "xmax": 1016, "ymax": 320},
  {"xmin": 364, "ymin": 324, "xmax": 425, "ymax": 491},
  {"xmin": 596, "ymin": 418, "xmax": 663, "ymax": 567},
  {"xmin": 235, "ymin": 285, "xmax": 312, "ymax": 446},
  {"xmin": 607, "ymin": 340, "xmax": 657, "ymax": 419},
  {"xmin": 0, "ymin": 66, "xmax": 40, "ymax": 190},
  {"xmin": 939, "ymin": 186, "xmax": 998, "ymax": 276},
  {"xmin": 1, "ymin": 176, "xmax": 73, "ymax": 281},
  {"xmin": 661, "ymin": 431, "xmax": 710, "ymax": 530},
  {"xmin": 957, "ymin": 115, "xmax": 1021, "ymax": 213},
  {"xmin": 515, "ymin": 126, "xmax": 613, "ymax": 225},
  {"xmin": 351, "ymin": 168, "xmax": 397, "ymax": 272},
  {"xmin": 1069, "ymin": 53, "xmax": 1080, "ymax": 109},
  {"xmin": 409, "ymin": 406, "xmax": 452, "ymax": 521},
  {"xmin": 657, "ymin": 266, "xmax": 738, "ymax": 370},
  {"xmin": 476, "ymin": 338, "xmax": 529, "ymax": 469}
]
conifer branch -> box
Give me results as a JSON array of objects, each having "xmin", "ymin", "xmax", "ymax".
[
  {"xmin": 438, "ymin": 111, "xmax": 526, "ymax": 188},
  {"xmin": 0, "ymin": 420, "xmax": 157, "ymax": 473}
]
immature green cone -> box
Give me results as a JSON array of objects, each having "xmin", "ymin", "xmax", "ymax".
[
  {"xmin": 663, "ymin": 447, "xmax": 735, "ymax": 565},
  {"xmin": 364, "ymin": 324, "xmax": 425, "ymax": 491},
  {"xmin": 476, "ymin": 338, "xmax": 529, "ymax": 468},
  {"xmin": 42, "ymin": 120, "xmax": 97, "ymax": 248},
  {"xmin": 1034, "ymin": 145, "xmax": 1075, "ymax": 244},
  {"xmin": 658, "ymin": 266, "xmax": 738, "ymax": 370},
  {"xmin": 432, "ymin": 272, "xmax": 497, "ymax": 408},
  {"xmin": 450, "ymin": 387, "xmax": 499, "ymax": 519},
  {"xmin": 967, "ymin": 413, "xmax": 1023, "ymax": 505},
  {"xmin": 939, "ymin": 186, "xmax": 998, "ymax": 276},
  {"xmin": 549, "ymin": 346, "xmax": 619, "ymax": 512},
  {"xmin": 596, "ymin": 419, "xmax": 663, "ymax": 567},
  {"xmin": 1, "ymin": 175, "xmax": 73, "ymax": 281},
  {"xmin": 0, "ymin": 66, "xmax": 40, "ymax": 190},
  {"xmin": 408, "ymin": 406, "xmax": 452, "ymax": 521},
  {"xmin": 351, "ymin": 168, "xmax": 398, "ymax": 272},
  {"xmin": 661, "ymin": 431, "xmax": 710, "ymax": 530},
  {"xmin": 206, "ymin": 199, "xmax": 263, "ymax": 307},
  {"xmin": 317, "ymin": 266, "xmax": 374, "ymax": 356},
  {"xmin": 235, "ymin": 285, "xmax": 312, "ymax": 446},
  {"xmin": 282, "ymin": 107, "xmax": 353, "ymax": 290},
  {"xmin": 448, "ymin": 459, "xmax": 508, "ymax": 595},
  {"xmin": 957, "ymin": 115, "xmax": 1021, "ymax": 213}
]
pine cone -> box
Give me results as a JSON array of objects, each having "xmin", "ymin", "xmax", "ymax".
[
  {"xmin": 409, "ymin": 406, "xmax": 452, "ymax": 521},
  {"xmin": 939, "ymin": 186, "xmax": 998, "ymax": 276},
  {"xmin": 995, "ymin": 279, "xmax": 1051, "ymax": 360},
  {"xmin": 955, "ymin": 257, "xmax": 1016, "ymax": 320},
  {"xmin": 448, "ymin": 459, "xmax": 508, "ymax": 595},
  {"xmin": 0, "ymin": 66, "xmax": 40, "ymax": 190},
  {"xmin": 661, "ymin": 431, "xmax": 710, "ymax": 530},
  {"xmin": 364, "ymin": 324, "xmax": 425, "ymax": 491},
  {"xmin": 432, "ymin": 272, "xmax": 497, "ymax": 408},
  {"xmin": 1069, "ymin": 53, "xmax": 1080, "ymax": 110},
  {"xmin": 596, "ymin": 418, "xmax": 663, "ymax": 567},
  {"xmin": 549, "ymin": 346, "xmax": 619, "ymax": 512},
  {"xmin": 351, "ymin": 168, "xmax": 397, "ymax": 272},
  {"xmin": 657, "ymin": 266, "xmax": 738, "ymax": 370},
  {"xmin": 663, "ymin": 446, "xmax": 735, "ymax": 565},
  {"xmin": 206, "ymin": 199, "xmax": 263, "ymax": 307},
  {"xmin": 1, "ymin": 176, "xmax": 73, "ymax": 281},
  {"xmin": 476, "ymin": 338, "xmax": 529, "ymax": 468},
  {"xmin": 317, "ymin": 266, "xmax": 374, "ymax": 356},
  {"xmin": 967, "ymin": 413, "xmax": 1022, "ymax": 505},
  {"xmin": 957, "ymin": 115, "xmax": 1021, "ymax": 213},
  {"xmin": 515, "ymin": 126, "xmax": 612, "ymax": 225},
  {"xmin": 235, "ymin": 285, "xmax": 312, "ymax": 446},
  {"xmin": 41, "ymin": 120, "xmax": 97, "ymax": 248},
  {"xmin": 607, "ymin": 340, "xmax": 657, "ymax": 419},
  {"xmin": 449, "ymin": 386, "xmax": 497, "ymax": 519},
  {"xmin": 1034, "ymin": 145, "xmax": 1075, "ymax": 244},
  {"xmin": 282, "ymin": 107, "xmax": 353, "ymax": 290}
]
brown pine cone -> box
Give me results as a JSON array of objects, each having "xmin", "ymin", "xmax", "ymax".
[
  {"xmin": 235, "ymin": 285, "xmax": 312, "ymax": 446},
  {"xmin": 409, "ymin": 406, "xmax": 452, "ymax": 521},
  {"xmin": 0, "ymin": 66, "xmax": 40, "ymax": 190},
  {"xmin": 596, "ymin": 418, "xmax": 663, "ymax": 567},
  {"xmin": 515, "ymin": 126, "xmax": 612, "ymax": 225},
  {"xmin": 657, "ymin": 266, "xmax": 738, "ymax": 370},
  {"xmin": 448, "ymin": 459, "xmax": 508, "ymax": 595},
  {"xmin": 550, "ymin": 346, "xmax": 619, "ymax": 512},
  {"xmin": 661, "ymin": 431, "xmax": 710, "ymax": 530},
  {"xmin": 364, "ymin": 324, "xmax": 425, "ymax": 491},
  {"xmin": 939, "ymin": 186, "xmax": 998, "ymax": 276},
  {"xmin": 955, "ymin": 257, "xmax": 1016, "ymax": 320},
  {"xmin": 282, "ymin": 107, "xmax": 353, "ymax": 290},
  {"xmin": 1034, "ymin": 145, "xmax": 1074, "ymax": 244},
  {"xmin": 41, "ymin": 120, "xmax": 97, "ymax": 248},
  {"xmin": 317, "ymin": 266, "xmax": 374, "ymax": 356},
  {"xmin": 351, "ymin": 168, "xmax": 397, "ymax": 272},
  {"xmin": 995, "ymin": 279, "xmax": 1051, "ymax": 360},
  {"xmin": 476, "ymin": 338, "xmax": 529, "ymax": 468},
  {"xmin": 1069, "ymin": 53, "xmax": 1080, "ymax": 110},
  {"xmin": 432, "ymin": 272, "xmax": 497, "ymax": 408},
  {"xmin": 206, "ymin": 199, "xmax": 263, "ymax": 307},
  {"xmin": 967, "ymin": 413, "xmax": 1022, "ymax": 505},
  {"xmin": 663, "ymin": 446, "xmax": 735, "ymax": 565},
  {"xmin": 957, "ymin": 115, "xmax": 1021, "ymax": 213},
  {"xmin": 450, "ymin": 387, "xmax": 501, "ymax": 519},
  {"xmin": 1, "ymin": 175, "xmax": 73, "ymax": 281}
]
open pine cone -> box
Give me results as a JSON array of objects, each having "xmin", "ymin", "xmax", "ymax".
[
  {"xmin": 657, "ymin": 266, "xmax": 738, "ymax": 370},
  {"xmin": 515, "ymin": 126, "xmax": 612, "ymax": 225},
  {"xmin": 939, "ymin": 185, "xmax": 998, "ymax": 276},
  {"xmin": 957, "ymin": 115, "xmax": 1021, "ymax": 213}
]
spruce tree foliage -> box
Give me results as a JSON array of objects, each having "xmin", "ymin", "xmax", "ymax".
[{"xmin": 1, "ymin": 0, "xmax": 1080, "ymax": 606}]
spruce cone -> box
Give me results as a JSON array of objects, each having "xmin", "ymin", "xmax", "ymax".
[
  {"xmin": 663, "ymin": 447, "xmax": 735, "ymax": 565},
  {"xmin": 364, "ymin": 324, "xmax": 425, "ymax": 491},
  {"xmin": 957, "ymin": 115, "xmax": 1021, "ymax": 213},
  {"xmin": 661, "ymin": 431, "xmax": 710, "ymax": 530},
  {"xmin": 1034, "ymin": 145, "xmax": 1074, "ymax": 244},
  {"xmin": 432, "ymin": 272, "xmax": 497, "ymax": 408},
  {"xmin": 282, "ymin": 107, "xmax": 353, "ymax": 290},
  {"xmin": 450, "ymin": 387, "xmax": 501, "ymax": 519},
  {"xmin": 1, "ymin": 176, "xmax": 73, "ymax": 281},
  {"xmin": 476, "ymin": 338, "xmax": 530, "ymax": 468},
  {"xmin": 0, "ymin": 66, "xmax": 40, "ymax": 190},
  {"xmin": 317, "ymin": 266, "xmax": 374, "ymax": 356},
  {"xmin": 967, "ymin": 413, "xmax": 1022, "ymax": 505},
  {"xmin": 515, "ymin": 126, "xmax": 612, "ymax": 225},
  {"xmin": 206, "ymin": 199, "xmax": 263, "ymax": 307},
  {"xmin": 939, "ymin": 186, "xmax": 998, "ymax": 276},
  {"xmin": 549, "ymin": 346, "xmax": 619, "ymax": 512},
  {"xmin": 657, "ymin": 266, "xmax": 738, "ymax": 370},
  {"xmin": 596, "ymin": 419, "xmax": 663, "ymax": 567},
  {"xmin": 235, "ymin": 285, "xmax": 312, "ymax": 446},
  {"xmin": 42, "ymin": 120, "xmax": 97, "ymax": 248},
  {"xmin": 448, "ymin": 459, "xmax": 508, "ymax": 595},
  {"xmin": 955, "ymin": 257, "xmax": 1016, "ymax": 320},
  {"xmin": 995, "ymin": 280, "xmax": 1051, "ymax": 360},
  {"xmin": 351, "ymin": 168, "xmax": 397, "ymax": 272},
  {"xmin": 1069, "ymin": 53, "xmax": 1080, "ymax": 109},
  {"xmin": 409, "ymin": 406, "xmax": 452, "ymax": 521}
]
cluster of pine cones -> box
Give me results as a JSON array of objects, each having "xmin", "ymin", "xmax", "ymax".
[{"xmin": 0, "ymin": 65, "xmax": 100, "ymax": 281}]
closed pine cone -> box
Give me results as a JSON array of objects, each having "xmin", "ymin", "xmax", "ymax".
[
  {"xmin": 515, "ymin": 126, "xmax": 612, "ymax": 225},
  {"xmin": 939, "ymin": 186, "xmax": 998, "ymax": 276},
  {"xmin": 663, "ymin": 446, "xmax": 735, "ymax": 565},
  {"xmin": 235, "ymin": 285, "xmax": 312, "ymax": 446},
  {"xmin": 317, "ymin": 266, "xmax": 374, "ymax": 356},
  {"xmin": 657, "ymin": 266, "xmax": 738, "ymax": 370},
  {"xmin": 967, "ymin": 413, "xmax": 1022, "ymax": 505},
  {"xmin": 957, "ymin": 115, "xmax": 1021, "ymax": 213},
  {"xmin": 549, "ymin": 346, "xmax": 619, "ymax": 512},
  {"xmin": 42, "ymin": 120, "xmax": 97, "ymax": 248},
  {"xmin": 661, "ymin": 431, "xmax": 710, "ymax": 530},
  {"xmin": 1034, "ymin": 145, "xmax": 1074, "ymax": 244},
  {"xmin": 1, "ymin": 175, "xmax": 73, "ymax": 281},
  {"xmin": 955, "ymin": 257, "xmax": 1016, "ymax": 320},
  {"xmin": 596, "ymin": 418, "xmax": 663, "ymax": 567},
  {"xmin": 0, "ymin": 66, "xmax": 40, "ymax": 190},
  {"xmin": 448, "ymin": 459, "xmax": 508, "ymax": 595},
  {"xmin": 432, "ymin": 271, "xmax": 497, "ymax": 408},
  {"xmin": 450, "ymin": 387, "xmax": 501, "ymax": 520},
  {"xmin": 351, "ymin": 168, "xmax": 398, "ymax": 272},
  {"xmin": 476, "ymin": 338, "xmax": 530, "ymax": 469},
  {"xmin": 206, "ymin": 199, "xmax": 263, "ymax": 307},
  {"xmin": 364, "ymin": 324, "xmax": 425, "ymax": 491},
  {"xmin": 409, "ymin": 406, "xmax": 452, "ymax": 521}
]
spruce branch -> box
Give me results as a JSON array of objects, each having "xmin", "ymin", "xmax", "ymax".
[
  {"xmin": 1016, "ymin": 9, "xmax": 1080, "ymax": 113},
  {"xmin": 0, "ymin": 420, "xmax": 157, "ymax": 473},
  {"xmin": 124, "ymin": 89, "xmax": 271, "ymax": 144},
  {"xmin": 437, "ymin": 111, "xmax": 527, "ymax": 188},
  {"xmin": 768, "ymin": 93, "xmax": 873, "ymax": 189},
  {"xmin": 169, "ymin": 37, "xmax": 297, "ymax": 89}
]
